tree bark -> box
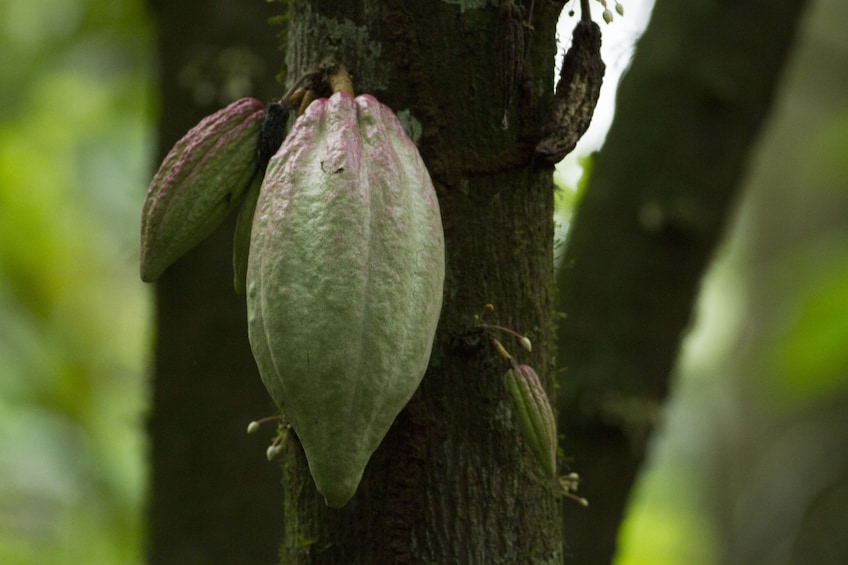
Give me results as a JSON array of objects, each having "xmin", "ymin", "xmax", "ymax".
[
  {"xmin": 276, "ymin": 0, "xmax": 566, "ymax": 562},
  {"xmin": 146, "ymin": 1, "xmax": 286, "ymax": 562},
  {"xmin": 556, "ymin": 0, "xmax": 810, "ymax": 562}
]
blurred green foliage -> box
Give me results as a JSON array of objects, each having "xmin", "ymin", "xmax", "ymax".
[
  {"xmin": 0, "ymin": 0, "xmax": 153, "ymax": 562},
  {"xmin": 615, "ymin": 0, "xmax": 848, "ymax": 562},
  {"xmin": 771, "ymin": 242, "xmax": 848, "ymax": 406}
]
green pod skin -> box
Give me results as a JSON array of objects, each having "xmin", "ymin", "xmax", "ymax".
[
  {"xmin": 233, "ymin": 103, "xmax": 291, "ymax": 295},
  {"xmin": 504, "ymin": 364, "xmax": 557, "ymax": 477},
  {"xmin": 247, "ymin": 92, "xmax": 445, "ymax": 508},
  {"xmin": 232, "ymin": 173, "xmax": 262, "ymax": 295},
  {"xmin": 140, "ymin": 97, "xmax": 265, "ymax": 282}
]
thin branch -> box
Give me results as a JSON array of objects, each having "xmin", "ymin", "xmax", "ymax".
[{"xmin": 580, "ymin": 0, "xmax": 592, "ymax": 21}]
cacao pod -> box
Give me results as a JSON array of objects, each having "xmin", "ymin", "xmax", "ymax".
[
  {"xmin": 232, "ymin": 173, "xmax": 262, "ymax": 295},
  {"xmin": 140, "ymin": 97, "xmax": 265, "ymax": 282},
  {"xmin": 504, "ymin": 364, "xmax": 557, "ymax": 477},
  {"xmin": 247, "ymin": 92, "xmax": 445, "ymax": 507},
  {"xmin": 233, "ymin": 102, "xmax": 291, "ymax": 295}
]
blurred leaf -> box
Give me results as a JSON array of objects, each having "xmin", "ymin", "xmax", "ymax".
[
  {"xmin": 807, "ymin": 107, "xmax": 848, "ymax": 189},
  {"xmin": 770, "ymin": 242, "xmax": 848, "ymax": 405},
  {"xmin": 616, "ymin": 465, "xmax": 718, "ymax": 565},
  {"xmin": 0, "ymin": 0, "xmax": 153, "ymax": 562}
]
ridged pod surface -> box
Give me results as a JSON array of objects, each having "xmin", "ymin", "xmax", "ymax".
[
  {"xmin": 232, "ymin": 174, "xmax": 262, "ymax": 295},
  {"xmin": 233, "ymin": 103, "xmax": 290, "ymax": 295},
  {"xmin": 247, "ymin": 92, "xmax": 444, "ymax": 507},
  {"xmin": 140, "ymin": 97, "xmax": 265, "ymax": 282},
  {"xmin": 504, "ymin": 364, "xmax": 557, "ymax": 477}
]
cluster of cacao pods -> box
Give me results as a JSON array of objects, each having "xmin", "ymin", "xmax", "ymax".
[{"xmin": 140, "ymin": 60, "xmax": 445, "ymax": 508}]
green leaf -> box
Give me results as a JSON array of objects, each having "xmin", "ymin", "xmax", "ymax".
[{"xmin": 771, "ymin": 245, "xmax": 848, "ymax": 405}]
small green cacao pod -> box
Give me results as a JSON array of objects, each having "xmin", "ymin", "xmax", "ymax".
[
  {"xmin": 504, "ymin": 364, "xmax": 557, "ymax": 477},
  {"xmin": 140, "ymin": 97, "xmax": 265, "ymax": 282},
  {"xmin": 247, "ymin": 92, "xmax": 445, "ymax": 507}
]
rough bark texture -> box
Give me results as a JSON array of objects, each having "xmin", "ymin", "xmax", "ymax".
[
  {"xmin": 146, "ymin": 0, "xmax": 286, "ymax": 562},
  {"xmin": 555, "ymin": 0, "xmax": 810, "ymax": 562},
  {"xmin": 276, "ymin": 0, "xmax": 565, "ymax": 562}
]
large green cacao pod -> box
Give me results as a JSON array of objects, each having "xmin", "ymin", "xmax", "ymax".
[
  {"xmin": 140, "ymin": 97, "xmax": 264, "ymax": 282},
  {"xmin": 247, "ymin": 92, "xmax": 444, "ymax": 507}
]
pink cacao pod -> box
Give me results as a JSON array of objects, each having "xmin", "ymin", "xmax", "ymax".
[
  {"xmin": 140, "ymin": 97, "xmax": 265, "ymax": 282},
  {"xmin": 247, "ymin": 92, "xmax": 444, "ymax": 507}
]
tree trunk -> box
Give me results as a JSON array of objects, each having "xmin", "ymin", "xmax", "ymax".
[
  {"xmin": 146, "ymin": 0, "xmax": 286, "ymax": 562},
  {"xmin": 556, "ymin": 0, "xmax": 810, "ymax": 562},
  {"xmin": 276, "ymin": 0, "xmax": 566, "ymax": 562}
]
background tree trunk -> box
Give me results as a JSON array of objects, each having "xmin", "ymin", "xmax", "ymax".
[
  {"xmin": 146, "ymin": 0, "xmax": 286, "ymax": 562},
  {"xmin": 556, "ymin": 0, "xmax": 809, "ymax": 562},
  {"xmin": 276, "ymin": 0, "xmax": 566, "ymax": 562}
]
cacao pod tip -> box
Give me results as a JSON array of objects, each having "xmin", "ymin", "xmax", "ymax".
[
  {"xmin": 319, "ymin": 480, "xmax": 359, "ymax": 509},
  {"xmin": 139, "ymin": 260, "xmax": 159, "ymax": 283},
  {"xmin": 139, "ymin": 244, "xmax": 170, "ymax": 282},
  {"xmin": 308, "ymin": 450, "xmax": 367, "ymax": 508},
  {"xmin": 324, "ymin": 495, "xmax": 350, "ymax": 509},
  {"xmin": 307, "ymin": 454, "xmax": 365, "ymax": 508}
]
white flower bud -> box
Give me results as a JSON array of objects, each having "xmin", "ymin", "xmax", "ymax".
[{"xmin": 266, "ymin": 445, "xmax": 278, "ymax": 461}]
